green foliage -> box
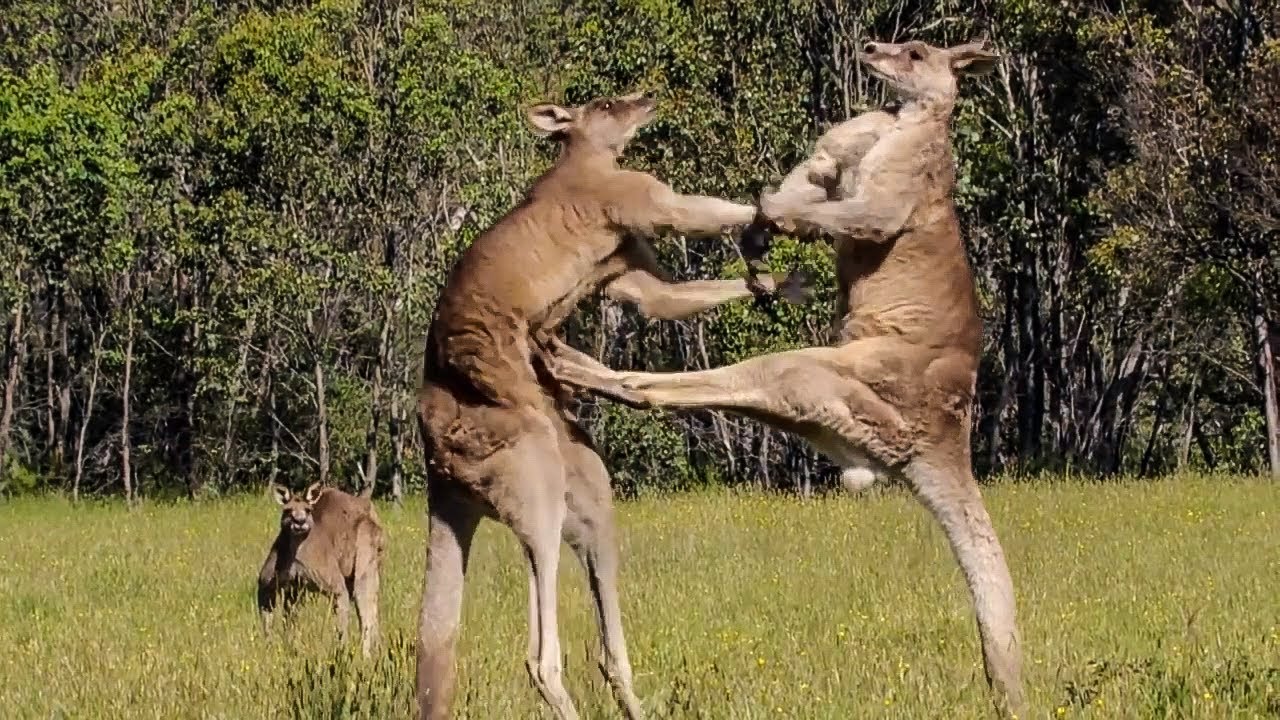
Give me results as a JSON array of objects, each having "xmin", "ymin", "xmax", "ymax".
[
  {"xmin": 713, "ymin": 238, "xmax": 836, "ymax": 363},
  {"xmin": 0, "ymin": 62, "xmax": 140, "ymax": 280},
  {"xmin": 591, "ymin": 403, "xmax": 698, "ymax": 496},
  {"xmin": 0, "ymin": 455, "xmax": 42, "ymax": 495},
  {"xmin": 0, "ymin": 0, "xmax": 1277, "ymax": 498}
]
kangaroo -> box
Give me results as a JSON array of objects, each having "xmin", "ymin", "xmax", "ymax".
[
  {"xmin": 257, "ymin": 482, "xmax": 385, "ymax": 658},
  {"xmin": 416, "ymin": 91, "xmax": 806, "ymax": 720},
  {"xmin": 546, "ymin": 39, "xmax": 1029, "ymax": 719}
]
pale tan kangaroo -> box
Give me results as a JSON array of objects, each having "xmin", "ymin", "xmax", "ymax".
[
  {"xmin": 547, "ymin": 39, "xmax": 1029, "ymax": 719},
  {"xmin": 416, "ymin": 91, "xmax": 806, "ymax": 720},
  {"xmin": 257, "ymin": 482, "xmax": 385, "ymax": 658}
]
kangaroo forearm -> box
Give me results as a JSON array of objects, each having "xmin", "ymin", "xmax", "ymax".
[
  {"xmin": 607, "ymin": 266, "xmax": 771, "ymax": 321},
  {"xmin": 631, "ymin": 278, "xmax": 754, "ymax": 320},
  {"xmin": 788, "ymin": 198, "xmax": 907, "ymax": 241},
  {"xmin": 549, "ymin": 341, "xmax": 615, "ymax": 376},
  {"xmin": 665, "ymin": 196, "xmax": 756, "ymax": 236}
]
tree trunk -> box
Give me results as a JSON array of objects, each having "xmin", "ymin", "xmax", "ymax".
[
  {"xmin": 1015, "ymin": 247, "xmax": 1043, "ymax": 464},
  {"xmin": 1255, "ymin": 308, "xmax": 1279, "ymax": 478},
  {"xmin": 57, "ymin": 300, "xmax": 71, "ymax": 473},
  {"xmin": 268, "ymin": 385, "xmax": 281, "ymax": 487},
  {"xmin": 304, "ymin": 267, "xmax": 333, "ymax": 488},
  {"xmin": 761, "ymin": 427, "xmax": 774, "ymax": 490},
  {"xmin": 45, "ymin": 291, "xmax": 69, "ymax": 477},
  {"xmin": 693, "ymin": 322, "xmax": 737, "ymax": 479},
  {"xmin": 1083, "ymin": 335, "xmax": 1146, "ymax": 474},
  {"xmin": 362, "ymin": 369, "xmax": 382, "ymax": 496},
  {"xmin": 314, "ymin": 359, "xmax": 330, "ymax": 485},
  {"xmin": 982, "ymin": 364, "xmax": 1015, "ymax": 475},
  {"xmin": 389, "ymin": 388, "xmax": 404, "ymax": 505},
  {"xmin": 1139, "ymin": 384, "xmax": 1170, "ymax": 477},
  {"xmin": 989, "ymin": 269, "xmax": 1019, "ymax": 473},
  {"xmin": 1193, "ymin": 421, "xmax": 1217, "ymax": 470},
  {"xmin": 1108, "ymin": 342, "xmax": 1148, "ymax": 475},
  {"xmin": 256, "ymin": 333, "xmax": 280, "ymax": 488},
  {"xmin": 174, "ymin": 270, "xmax": 199, "ymax": 498},
  {"xmin": 221, "ymin": 316, "xmax": 257, "ymax": 470},
  {"xmin": 362, "ymin": 302, "xmax": 394, "ymax": 498},
  {"xmin": 0, "ymin": 300, "xmax": 25, "ymax": 472},
  {"xmin": 121, "ymin": 291, "xmax": 135, "ymax": 506},
  {"xmin": 178, "ymin": 374, "xmax": 196, "ymax": 498},
  {"xmin": 73, "ymin": 330, "xmax": 105, "ymax": 502},
  {"xmin": 1177, "ymin": 381, "xmax": 1197, "ymax": 471},
  {"xmin": 45, "ymin": 316, "xmax": 56, "ymax": 468}
]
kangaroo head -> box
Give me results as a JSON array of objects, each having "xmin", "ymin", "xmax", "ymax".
[
  {"xmin": 858, "ymin": 38, "xmax": 999, "ymax": 105},
  {"xmin": 525, "ymin": 91, "xmax": 658, "ymax": 156},
  {"xmin": 272, "ymin": 482, "xmax": 323, "ymax": 537}
]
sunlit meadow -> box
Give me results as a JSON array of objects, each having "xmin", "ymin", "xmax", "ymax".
[{"xmin": 1, "ymin": 476, "xmax": 1277, "ymax": 719}]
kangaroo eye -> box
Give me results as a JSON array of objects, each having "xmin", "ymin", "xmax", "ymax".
[
  {"xmin": 908, "ymin": 49, "xmax": 924, "ymax": 61},
  {"xmin": 601, "ymin": 101, "xmax": 614, "ymax": 110}
]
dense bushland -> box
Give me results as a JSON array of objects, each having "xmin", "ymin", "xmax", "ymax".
[{"xmin": 1, "ymin": 0, "xmax": 1276, "ymax": 499}]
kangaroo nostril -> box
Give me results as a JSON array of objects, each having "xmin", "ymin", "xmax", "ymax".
[{"xmin": 863, "ymin": 42, "xmax": 877, "ymax": 54}]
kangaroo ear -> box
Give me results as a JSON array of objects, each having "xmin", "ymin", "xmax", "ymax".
[
  {"xmin": 949, "ymin": 41, "xmax": 1000, "ymax": 76},
  {"xmin": 526, "ymin": 103, "xmax": 575, "ymax": 137},
  {"xmin": 303, "ymin": 482, "xmax": 323, "ymax": 505},
  {"xmin": 272, "ymin": 485, "xmax": 291, "ymax": 506}
]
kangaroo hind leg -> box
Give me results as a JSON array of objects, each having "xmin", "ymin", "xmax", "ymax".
[
  {"xmin": 559, "ymin": 424, "xmax": 644, "ymax": 719},
  {"xmin": 353, "ymin": 520, "xmax": 382, "ymax": 658},
  {"xmin": 494, "ymin": 422, "xmax": 582, "ymax": 720},
  {"xmin": 905, "ymin": 455, "xmax": 1027, "ymax": 720},
  {"xmin": 416, "ymin": 488, "xmax": 482, "ymax": 720}
]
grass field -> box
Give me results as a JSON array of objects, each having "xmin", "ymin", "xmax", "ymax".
[{"xmin": 1, "ymin": 476, "xmax": 1277, "ymax": 719}]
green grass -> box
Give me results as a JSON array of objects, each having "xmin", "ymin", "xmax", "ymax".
[{"xmin": 1, "ymin": 476, "xmax": 1278, "ymax": 719}]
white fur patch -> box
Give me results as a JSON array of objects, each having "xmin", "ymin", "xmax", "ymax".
[{"xmin": 840, "ymin": 466, "xmax": 878, "ymax": 492}]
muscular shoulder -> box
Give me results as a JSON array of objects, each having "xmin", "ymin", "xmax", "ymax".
[
  {"xmin": 814, "ymin": 110, "xmax": 897, "ymax": 161},
  {"xmin": 597, "ymin": 170, "xmax": 672, "ymax": 231}
]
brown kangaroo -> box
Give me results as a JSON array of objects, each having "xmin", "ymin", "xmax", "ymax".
[
  {"xmin": 415, "ymin": 91, "xmax": 806, "ymax": 720},
  {"xmin": 547, "ymin": 39, "xmax": 1029, "ymax": 719},
  {"xmin": 257, "ymin": 482, "xmax": 385, "ymax": 658}
]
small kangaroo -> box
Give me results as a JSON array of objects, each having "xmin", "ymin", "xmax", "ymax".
[{"xmin": 257, "ymin": 482, "xmax": 385, "ymax": 658}]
